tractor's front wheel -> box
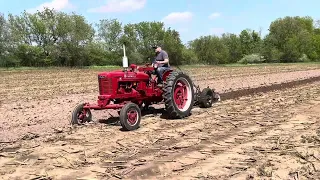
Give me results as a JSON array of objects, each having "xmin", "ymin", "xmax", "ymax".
[
  {"xmin": 163, "ymin": 71, "xmax": 194, "ymax": 119},
  {"xmin": 119, "ymin": 103, "xmax": 141, "ymax": 131},
  {"xmin": 71, "ymin": 103, "xmax": 92, "ymax": 125}
]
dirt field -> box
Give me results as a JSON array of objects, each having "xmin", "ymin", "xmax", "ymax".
[{"xmin": 0, "ymin": 64, "xmax": 320, "ymax": 179}]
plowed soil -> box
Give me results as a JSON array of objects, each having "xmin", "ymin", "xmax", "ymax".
[{"xmin": 0, "ymin": 64, "xmax": 320, "ymax": 179}]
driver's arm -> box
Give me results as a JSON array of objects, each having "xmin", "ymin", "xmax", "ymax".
[{"xmin": 157, "ymin": 51, "xmax": 169, "ymax": 64}]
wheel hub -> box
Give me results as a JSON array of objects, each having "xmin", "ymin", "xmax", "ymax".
[
  {"xmin": 77, "ymin": 109, "xmax": 88, "ymax": 123},
  {"xmin": 173, "ymin": 80, "xmax": 190, "ymax": 110},
  {"xmin": 127, "ymin": 109, "xmax": 138, "ymax": 125}
]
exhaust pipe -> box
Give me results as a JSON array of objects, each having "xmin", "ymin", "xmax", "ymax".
[{"xmin": 122, "ymin": 44, "xmax": 128, "ymax": 69}]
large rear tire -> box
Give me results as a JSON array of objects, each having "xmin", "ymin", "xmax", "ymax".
[{"xmin": 163, "ymin": 71, "xmax": 195, "ymax": 119}]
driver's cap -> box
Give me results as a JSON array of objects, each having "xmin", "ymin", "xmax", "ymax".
[{"xmin": 152, "ymin": 44, "xmax": 163, "ymax": 49}]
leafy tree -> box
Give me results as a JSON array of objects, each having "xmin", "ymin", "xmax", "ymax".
[
  {"xmin": 7, "ymin": 8, "xmax": 95, "ymax": 66},
  {"xmin": 239, "ymin": 29, "xmax": 262, "ymax": 56},
  {"xmin": 163, "ymin": 28, "xmax": 184, "ymax": 65},
  {"xmin": 220, "ymin": 33, "xmax": 242, "ymax": 63},
  {"xmin": 0, "ymin": 13, "xmax": 19, "ymax": 67},
  {"xmin": 1, "ymin": 8, "xmax": 320, "ymax": 67},
  {"xmin": 189, "ymin": 35, "xmax": 229, "ymax": 64},
  {"xmin": 265, "ymin": 16, "xmax": 315, "ymax": 62},
  {"xmin": 133, "ymin": 21, "xmax": 166, "ymax": 60}
]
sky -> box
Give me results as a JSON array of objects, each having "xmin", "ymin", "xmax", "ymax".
[{"xmin": 1, "ymin": 0, "xmax": 320, "ymax": 44}]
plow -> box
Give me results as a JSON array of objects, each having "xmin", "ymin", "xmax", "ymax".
[{"xmin": 71, "ymin": 44, "xmax": 220, "ymax": 131}]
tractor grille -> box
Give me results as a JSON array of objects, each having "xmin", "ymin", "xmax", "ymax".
[{"xmin": 98, "ymin": 76, "xmax": 112, "ymax": 95}]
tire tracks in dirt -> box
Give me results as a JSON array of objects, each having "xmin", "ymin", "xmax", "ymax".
[
  {"xmin": 0, "ymin": 74, "xmax": 320, "ymax": 179},
  {"xmin": 219, "ymin": 75, "xmax": 320, "ymax": 101},
  {"xmin": 189, "ymin": 67, "xmax": 320, "ymax": 82},
  {"xmin": 119, "ymin": 82, "xmax": 320, "ymax": 180},
  {"xmin": 37, "ymin": 79, "xmax": 317, "ymax": 179},
  {"xmin": 194, "ymin": 69, "xmax": 320, "ymax": 94},
  {"xmin": 167, "ymin": 93, "xmax": 320, "ymax": 180}
]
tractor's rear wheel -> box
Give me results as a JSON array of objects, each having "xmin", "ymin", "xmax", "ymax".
[
  {"xmin": 163, "ymin": 71, "xmax": 194, "ymax": 119},
  {"xmin": 71, "ymin": 103, "xmax": 92, "ymax": 125},
  {"xmin": 119, "ymin": 103, "xmax": 141, "ymax": 131},
  {"xmin": 199, "ymin": 88, "xmax": 214, "ymax": 108}
]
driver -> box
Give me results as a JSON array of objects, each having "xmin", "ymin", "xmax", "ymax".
[{"xmin": 152, "ymin": 44, "xmax": 170, "ymax": 86}]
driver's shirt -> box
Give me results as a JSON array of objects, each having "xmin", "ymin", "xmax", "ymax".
[{"xmin": 155, "ymin": 50, "xmax": 169, "ymax": 67}]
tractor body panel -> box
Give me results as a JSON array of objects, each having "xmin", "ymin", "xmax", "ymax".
[{"xmin": 95, "ymin": 69, "xmax": 163, "ymax": 109}]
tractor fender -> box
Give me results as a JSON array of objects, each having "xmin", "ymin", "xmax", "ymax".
[{"xmin": 162, "ymin": 70, "xmax": 173, "ymax": 82}]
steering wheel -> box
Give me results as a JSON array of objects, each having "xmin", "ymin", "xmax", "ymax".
[
  {"xmin": 145, "ymin": 62, "xmax": 159, "ymax": 68},
  {"xmin": 152, "ymin": 63, "xmax": 159, "ymax": 69}
]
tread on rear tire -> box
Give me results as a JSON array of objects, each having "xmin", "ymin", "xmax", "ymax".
[{"xmin": 163, "ymin": 71, "xmax": 195, "ymax": 119}]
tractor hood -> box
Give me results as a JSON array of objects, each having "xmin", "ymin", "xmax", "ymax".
[{"xmin": 98, "ymin": 70, "xmax": 149, "ymax": 80}]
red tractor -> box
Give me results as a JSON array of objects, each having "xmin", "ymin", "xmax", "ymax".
[{"xmin": 71, "ymin": 45, "xmax": 220, "ymax": 131}]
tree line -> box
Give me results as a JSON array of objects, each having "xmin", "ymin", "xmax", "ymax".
[{"xmin": 0, "ymin": 8, "xmax": 320, "ymax": 67}]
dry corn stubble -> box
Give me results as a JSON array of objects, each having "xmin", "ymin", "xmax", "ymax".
[{"xmin": 0, "ymin": 64, "xmax": 320, "ymax": 179}]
